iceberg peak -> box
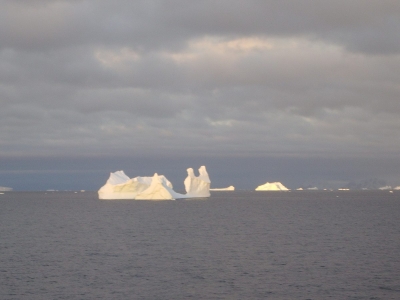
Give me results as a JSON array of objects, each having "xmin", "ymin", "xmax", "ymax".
[
  {"xmin": 107, "ymin": 170, "xmax": 130, "ymax": 185},
  {"xmin": 134, "ymin": 173, "xmax": 184, "ymax": 200}
]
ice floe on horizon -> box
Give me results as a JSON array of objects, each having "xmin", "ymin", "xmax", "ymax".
[
  {"xmin": 210, "ymin": 186, "xmax": 235, "ymax": 191},
  {"xmin": 0, "ymin": 186, "xmax": 13, "ymax": 192},
  {"xmin": 378, "ymin": 185, "xmax": 392, "ymax": 190},
  {"xmin": 307, "ymin": 187, "xmax": 318, "ymax": 190}
]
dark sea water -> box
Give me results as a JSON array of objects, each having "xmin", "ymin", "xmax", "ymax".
[{"xmin": 1, "ymin": 191, "xmax": 400, "ymax": 300}]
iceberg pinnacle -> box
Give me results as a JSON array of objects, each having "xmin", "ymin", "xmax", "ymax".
[{"xmin": 184, "ymin": 166, "xmax": 211, "ymax": 197}]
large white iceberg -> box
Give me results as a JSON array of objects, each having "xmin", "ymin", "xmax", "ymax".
[
  {"xmin": 255, "ymin": 182, "xmax": 289, "ymax": 191},
  {"xmin": 98, "ymin": 166, "xmax": 211, "ymax": 200},
  {"xmin": 98, "ymin": 170, "xmax": 172, "ymax": 200}
]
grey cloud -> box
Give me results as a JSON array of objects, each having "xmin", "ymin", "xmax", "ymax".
[
  {"xmin": 2, "ymin": 0, "xmax": 399, "ymax": 54},
  {"xmin": 1, "ymin": 0, "xmax": 400, "ymax": 161}
]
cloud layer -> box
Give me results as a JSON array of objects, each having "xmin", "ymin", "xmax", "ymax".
[{"xmin": 1, "ymin": 0, "xmax": 400, "ymax": 162}]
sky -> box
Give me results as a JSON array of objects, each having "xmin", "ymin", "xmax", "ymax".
[{"xmin": 1, "ymin": 0, "xmax": 400, "ymax": 191}]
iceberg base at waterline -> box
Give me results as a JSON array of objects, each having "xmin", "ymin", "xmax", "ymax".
[
  {"xmin": 98, "ymin": 166, "xmax": 211, "ymax": 200},
  {"xmin": 255, "ymin": 182, "xmax": 289, "ymax": 191}
]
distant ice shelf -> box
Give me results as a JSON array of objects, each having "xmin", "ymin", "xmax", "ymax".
[{"xmin": 98, "ymin": 166, "xmax": 211, "ymax": 200}]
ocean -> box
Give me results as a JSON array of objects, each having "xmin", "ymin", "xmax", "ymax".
[{"xmin": 1, "ymin": 191, "xmax": 399, "ymax": 299}]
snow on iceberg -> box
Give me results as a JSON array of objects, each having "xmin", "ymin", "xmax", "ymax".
[
  {"xmin": 210, "ymin": 186, "xmax": 235, "ymax": 191},
  {"xmin": 98, "ymin": 166, "xmax": 211, "ymax": 200},
  {"xmin": 255, "ymin": 182, "xmax": 289, "ymax": 191},
  {"xmin": 184, "ymin": 166, "xmax": 211, "ymax": 197}
]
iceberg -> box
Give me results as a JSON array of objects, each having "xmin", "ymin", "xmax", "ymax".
[
  {"xmin": 379, "ymin": 185, "xmax": 392, "ymax": 190},
  {"xmin": 98, "ymin": 166, "xmax": 211, "ymax": 200},
  {"xmin": 184, "ymin": 166, "xmax": 211, "ymax": 197},
  {"xmin": 307, "ymin": 187, "xmax": 318, "ymax": 190},
  {"xmin": 210, "ymin": 186, "xmax": 235, "ymax": 191},
  {"xmin": 98, "ymin": 170, "xmax": 175, "ymax": 200},
  {"xmin": 255, "ymin": 182, "xmax": 289, "ymax": 191},
  {"xmin": 98, "ymin": 170, "xmax": 156, "ymax": 200},
  {"xmin": 394, "ymin": 186, "xmax": 400, "ymax": 190}
]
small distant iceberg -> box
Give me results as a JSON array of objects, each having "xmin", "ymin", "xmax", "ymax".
[
  {"xmin": 0, "ymin": 186, "xmax": 13, "ymax": 192},
  {"xmin": 394, "ymin": 186, "xmax": 400, "ymax": 190},
  {"xmin": 307, "ymin": 187, "xmax": 318, "ymax": 190},
  {"xmin": 210, "ymin": 185, "xmax": 235, "ymax": 191},
  {"xmin": 98, "ymin": 166, "xmax": 211, "ymax": 200},
  {"xmin": 379, "ymin": 185, "xmax": 392, "ymax": 190},
  {"xmin": 255, "ymin": 182, "xmax": 289, "ymax": 191}
]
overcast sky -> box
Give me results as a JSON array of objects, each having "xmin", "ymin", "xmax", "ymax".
[{"xmin": 1, "ymin": 0, "xmax": 400, "ymax": 190}]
